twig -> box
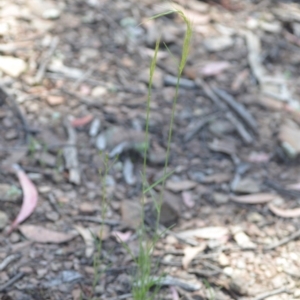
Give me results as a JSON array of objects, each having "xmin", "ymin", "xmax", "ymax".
[
  {"xmin": 226, "ymin": 111, "xmax": 253, "ymax": 144},
  {"xmin": 188, "ymin": 268, "xmax": 220, "ymax": 277},
  {"xmin": 264, "ymin": 179, "xmax": 300, "ymax": 198},
  {"xmin": 63, "ymin": 119, "xmax": 80, "ymax": 185},
  {"xmin": 213, "ymin": 88, "xmax": 257, "ymax": 133},
  {"xmin": 254, "ymin": 287, "xmax": 287, "ymax": 300},
  {"xmin": 35, "ymin": 36, "xmax": 59, "ymax": 84},
  {"xmin": 72, "ymin": 67, "xmax": 94, "ymax": 90},
  {"xmin": 73, "ymin": 216, "xmax": 120, "ymax": 226},
  {"xmin": 184, "ymin": 113, "xmax": 218, "ymax": 142},
  {"xmin": 0, "ymin": 253, "xmax": 21, "ymax": 271},
  {"xmin": 46, "ymin": 73, "xmax": 145, "ymax": 94},
  {"xmin": 264, "ymin": 228, "xmax": 300, "ymax": 250},
  {"xmin": 106, "ymin": 293, "xmax": 132, "ymax": 300},
  {"xmin": 176, "ymin": 286, "xmax": 194, "ymax": 300},
  {"xmin": 164, "ymin": 74, "xmax": 196, "ymax": 89},
  {"xmin": 61, "ymin": 88, "xmax": 102, "ymax": 108},
  {"xmin": 152, "ymin": 275, "xmax": 201, "ymax": 291},
  {"xmin": 0, "ymin": 272, "xmax": 25, "ymax": 292},
  {"xmin": 48, "ymin": 193, "xmax": 61, "ymax": 216},
  {"xmin": 195, "ymin": 78, "xmax": 253, "ymax": 144},
  {"xmin": 0, "ymin": 86, "xmax": 36, "ymax": 142}
]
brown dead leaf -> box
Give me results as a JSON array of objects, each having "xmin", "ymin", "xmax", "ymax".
[
  {"xmin": 231, "ymin": 69, "xmax": 249, "ymax": 91},
  {"xmin": 260, "ymin": 96, "xmax": 284, "ymax": 111},
  {"xmin": 182, "ymin": 244, "xmax": 206, "ymax": 269},
  {"xmin": 121, "ymin": 200, "xmax": 142, "ymax": 229},
  {"xmin": 209, "ymin": 139, "xmax": 236, "ymax": 155},
  {"xmin": 46, "ymin": 95, "xmax": 64, "ymax": 106},
  {"xmin": 71, "ymin": 114, "xmax": 93, "ymax": 128},
  {"xmin": 177, "ymin": 227, "xmax": 229, "ymax": 240},
  {"xmin": 182, "ymin": 191, "xmax": 195, "ymax": 208},
  {"xmin": 230, "ymin": 193, "xmax": 276, "ymax": 204},
  {"xmin": 166, "ymin": 180, "xmax": 197, "ymax": 192},
  {"xmin": 286, "ymin": 182, "xmax": 300, "ymax": 190},
  {"xmin": 184, "ymin": 10, "xmax": 210, "ymax": 25},
  {"xmin": 279, "ymin": 124, "xmax": 300, "ymax": 154},
  {"xmin": 74, "ymin": 225, "xmax": 94, "ymax": 258},
  {"xmin": 200, "ymin": 61, "xmax": 231, "ymax": 77},
  {"xmin": 19, "ymin": 225, "xmax": 77, "ymax": 243},
  {"xmin": 160, "ymin": 191, "xmax": 181, "ymax": 227},
  {"xmin": 268, "ymin": 203, "xmax": 300, "ymax": 218},
  {"xmin": 203, "ymin": 173, "xmax": 231, "ymax": 184}
]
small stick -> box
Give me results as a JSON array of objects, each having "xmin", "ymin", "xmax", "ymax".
[
  {"xmin": 0, "ymin": 272, "xmax": 25, "ymax": 292},
  {"xmin": 195, "ymin": 79, "xmax": 253, "ymax": 144},
  {"xmin": 226, "ymin": 111, "xmax": 253, "ymax": 144},
  {"xmin": 73, "ymin": 216, "xmax": 120, "ymax": 226},
  {"xmin": 213, "ymin": 88, "xmax": 257, "ymax": 133},
  {"xmin": 264, "ymin": 228, "xmax": 300, "ymax": 250},
  {"xmin": 0, "ymin": 86, "xmax": 36, "ymax": 142},
  {"xmin": 0, "ymin": 253, "xmax": 21, "ymax": 271},
  {"xmin": 254, "ymin": 287, "xmax": 287, "ymax": 300},
  {"xmin": 48, "ymin": 193, "xmax": 61, "ymax": 216},
  {"xmin": 176, "ymin": 287, "xmax": 194, "ymax": 300},
  {"xmin": 63, "ymin": 119, "xmax": 80, "ymax": 185},
  {"xmin": 184, "ymin": 113, "xmax": 218, "ymax": 142},
  {"xmin": 35, "ymin": 36, "xmax": 59, "ymax": 84},
  {"xmin": 72, "ymin": 67, "xmax": 94, "ymax": 91}
]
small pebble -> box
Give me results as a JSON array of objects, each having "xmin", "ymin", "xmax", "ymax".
[
  {"xmin": 79, "ymin": 202, "xmax": 95, "ymax": 214},
  {"xmin": 50, "ymin": 262, "xmax": 62, "ymax": 271},
  {"xmin": 89, "ymin": 118, "xmax": 101, "ymax": 137},
  {"xmin": 10, "ymin": 232, "xmax": 21, "ymax": 243},
  {"xmin": 38, "ymin": 186, "xmax": 51, "ymax": 193},
  {"xmin": 19, "ymin": 266, "xmax": 33, "ymax": 274},
  {"xmin": 46, "ymin": 211, "xmax": 60, "ymax": 222},
  {"xmin": 5, "ymin": 129, "xmax": 18, "ymax": 140},
  {"xmin": 0, "ymin": 211, "xmax": 8, "ymax": 229}
]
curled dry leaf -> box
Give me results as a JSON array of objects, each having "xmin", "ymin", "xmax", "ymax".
[
  {"xmin": 71, "ymin": 114, "xmax": 94, "ymax": 128},
  {"xmin": 182, "ymin": 191, "xmax": 195, "ymax": 208},
  {"xmin": 200, "ymin": 61, "xmax": 231, "ymax": 77},
  {"xmin": 268, "ymin": 203, "xmax": 300, "ymax": 218},
  {"xmin": 74, "ymin": 225, "xmax": 94, "ymax": 258},
  {"xmin": 7, "ymin": 165, "xmax": 38, "ymax": 234},
  {"xmin": 230, "ymin": 193, "xmax": 276, "ymax": 204},
  {"xmin": 182, "ymin": 244, "xmax": 206, "ymax": 269},
  {"xmin": 19, "ymin": 225, "xmax": 77, "ymax": 243},
  {"xmin": 169, "ymin": 286, "xmax": 180, "ymax": 300},
  {"xmin": 112, "ymin": 231, "xmax": 132, "ymax": 243}
]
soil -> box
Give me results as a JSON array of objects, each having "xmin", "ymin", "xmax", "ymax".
[{"xmin": 1, "ymin": 0, "xmax": 300, "ymax": 299}]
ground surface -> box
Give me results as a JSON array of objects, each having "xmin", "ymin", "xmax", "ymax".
[{"xmin": 1, "ymin": 0, "xmax": 300, "ymax": 299}]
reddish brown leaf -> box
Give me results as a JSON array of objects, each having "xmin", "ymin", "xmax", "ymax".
[
  {"xmin": 112, "ymin": 231, "xmax": 132, "ymax": 243},
  {"xmin": 200, "ymin": 61, "xmax": 231, "ymax": 77},
  {"xmin": 71, "ymin": 114, "xmax": 93, "ymax": 128},
  {"xmin": 19, "ymin": 225, "xmax": 77, "ymax": 243},
  {"xmin": 182, "ymin": 191, "xmax": 195, "ymax": 208},
  {"xmin": 268, "ymin": 203, "xmax": 300, "ymax": 218},
  {"xmin": 230, "ymin": 193, "xmax": 275, "ymax": 204},
  {"xmin": 8, "ymin": 165, "xmax": 38, "ymax": 234}
]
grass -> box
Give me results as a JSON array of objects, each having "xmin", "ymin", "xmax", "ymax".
[
  {"xmin": 91, "ymin": 9, "xmax": 192, "ymax": 300},
  {"xmin": 132, "ymin": 9, "xmax": 192, "ymax": 300}
]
